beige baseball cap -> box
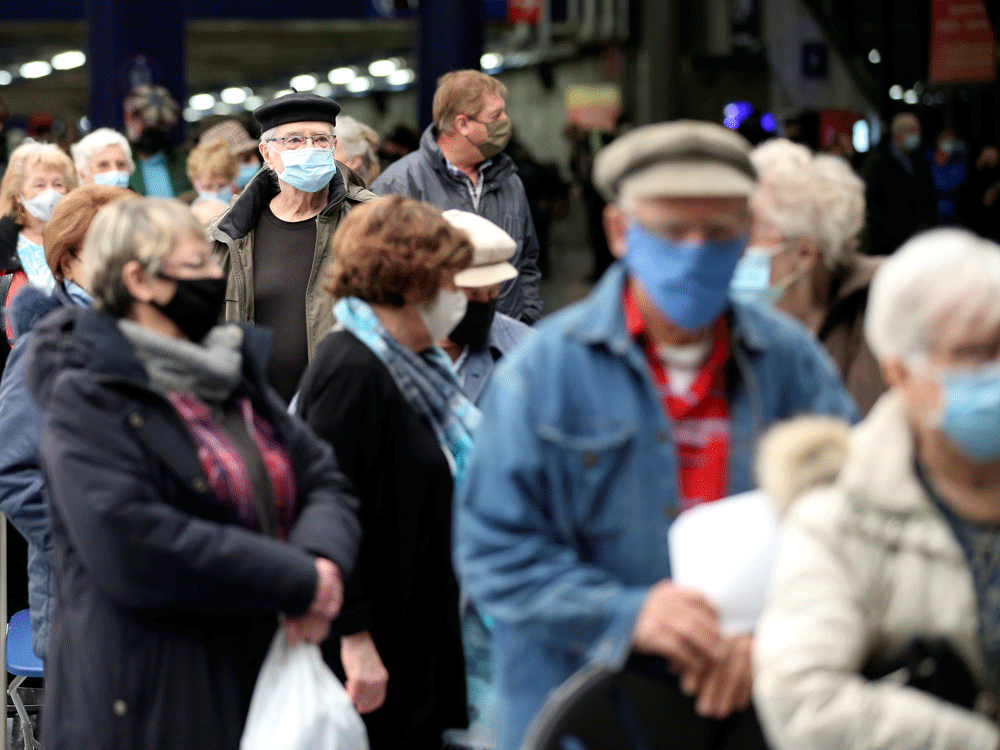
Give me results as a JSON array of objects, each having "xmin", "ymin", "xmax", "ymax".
[
  {"xmin": 443, "ymin": 210, "xmax": 519, "ymax": 288},
  {"xmin": 593, "ymin": 120, "xmax": 756, "ymax": 201}
]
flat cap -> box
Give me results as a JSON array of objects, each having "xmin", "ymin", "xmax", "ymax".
[
  {"xmin": 253, "ymin": 92, "xmax": 340, "ymax": 133},
  {"xmin": 443, "ymin": 210, "xmax": 519, "ymax": 288},
  {"xmin": 593, "ymin": 120, "xmax": 756, "ymax": 201},
  {"xmin": 200, "ymin": 119, "xmax": 257, "ymax": 155}
]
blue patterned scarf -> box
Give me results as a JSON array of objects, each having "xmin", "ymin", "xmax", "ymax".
[{"xmin": 334, "ymin": 297, "xmax": 481, "ymax": 482}]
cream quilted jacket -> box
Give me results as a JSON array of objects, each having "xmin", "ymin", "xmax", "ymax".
[{"xmin": 752, "ymin": 392, "xmax": 999, "ymax": 750}]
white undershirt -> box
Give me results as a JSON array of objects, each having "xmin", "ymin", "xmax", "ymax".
[{"xmin": 656, "ymin": 335, "xmax": 714, "ymax": 395}]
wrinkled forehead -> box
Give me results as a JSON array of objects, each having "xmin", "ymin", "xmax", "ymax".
[
  {"xmin": 626, "ymin": 193, "xmax": 750, "ymax": 224},
  {"xmin": 274, "ymin": 120, "xmax": 335, "ymax": 137},
  {"xmin": 929, "ymin": 303, "xmax": 1000, "ymax": 358}
]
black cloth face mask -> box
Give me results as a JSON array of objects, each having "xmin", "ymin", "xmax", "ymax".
[
  {"xmin": 447, "ymin": 299, "xmax": 497, "ymax": 350},
  {"xmin": 153, "ymin": 274, "xmax": 227, "ymax": 343},
  {"xmin": 132, "ymin": 128, "xmax": 170, "ymax": 155}
]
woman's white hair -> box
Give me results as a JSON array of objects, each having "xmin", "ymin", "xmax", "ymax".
[
  {"xmin": 750, "ymin": 139, "xmax": 865, "ymax": 268},
  {"xmin": 70, "ymin": 128, "xmax": 135, "ymax": 178},
  {"xmin": 334, "ymin": 115, "xmax": 380, "ymax": 186},
  {"xmin": 865, "ymin": 228, "xmax": 1000, "ymax": 364}
]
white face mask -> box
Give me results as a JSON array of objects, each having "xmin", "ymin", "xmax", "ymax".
[
  {"xmin": 20, "ymin": 188, "xmax": 64, "ymax": 223},
  {"xmin": 417, "ymin": 288, "xmax": 468, "ymax": 343}
]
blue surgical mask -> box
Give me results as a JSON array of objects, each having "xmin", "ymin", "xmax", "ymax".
[
  {"xmin": 902, "ymin": 133, "xmax": 921, "ymax": 153},
  {"xmin": 273, "ymin": 147, "xmax": 337, "ymax": 193},
  {"xmin": 730, "ymin": 246, "xmax": 783, "ymax": 306},
  {"xmin": 198, "ymin": 187, "xmax": 233, "ymax": 204},
  {"xmin": 936, "ymin": 362, "xmax": 1000, "ymax": 462},
  {"xmin": 623, "ymin": 224, "xmax": 747, "ymax": 332},
  {"xmin": 92, "ymin": 170, "xmax": 131, "ymax": 188},
  {"xmin": 235, "ymin": 161, "xmax": 259, "ymax": 189}
]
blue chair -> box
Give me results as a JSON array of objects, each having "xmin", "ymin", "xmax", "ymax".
[{"xmin": 6, "ymin": 609, "xmax": 41, "ymax": 750}]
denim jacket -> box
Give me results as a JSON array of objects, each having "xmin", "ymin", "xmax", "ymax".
[{"xmin": 454, "ymin": 264, "xmax": 859, "ymax": 750}]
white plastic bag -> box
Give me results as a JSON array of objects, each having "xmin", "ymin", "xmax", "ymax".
[{"xmin": 241, "ymin": 630, "xmax": 369, "ymax": 750}]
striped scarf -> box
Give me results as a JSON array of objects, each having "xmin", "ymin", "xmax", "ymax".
[
  {"xmin": 334, "ymin": 297, "xmax": 481, "ymax": 482},
  {"xmin": 167, "ymin": 392, "xmax": 297, "ymax": 540}
]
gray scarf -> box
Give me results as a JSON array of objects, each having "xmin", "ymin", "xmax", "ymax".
[{"xmin": 118, "ymin": 320, "xmax": 244, "ymax": 404}]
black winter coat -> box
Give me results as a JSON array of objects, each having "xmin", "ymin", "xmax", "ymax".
[
  {"xmin": 296, "ymin": 329, "xmax": 468, "ymax": 750},
  {"xmin": 862, "ymin": 145, "xmax": 938, "ymax": 255},
  {"xmin": 25, "ymin": 307, "xmax": 362, "ymax": 750}
]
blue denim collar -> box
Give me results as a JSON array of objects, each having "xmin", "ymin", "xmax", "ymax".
[{"xmin": 565, "ymin": 262, "xmax": 768, "ymax": 355}]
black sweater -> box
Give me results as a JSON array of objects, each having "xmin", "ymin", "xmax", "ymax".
[{"xmin": 296, "ymin": 329, "xmax": 467, "ymax": 748}]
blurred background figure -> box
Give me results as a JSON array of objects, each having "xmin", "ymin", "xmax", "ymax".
[
  {"xmin": 0, "ymin": 184, "xmax": 132, "ymax": 668},
  {"xmin": 733, "ymin": 139, "xmax": 886, "ymax": 414},
  {"xmin": 755, "ymin": 228, "xmax": 1000, "ymax": 750},
  {"xmin": 123, "ymin": 84, "xmax": 192, "ymax": 197},
  {"xmin": 30, "ymin": 197, "xmax": 360, "ymax": 750},
  {"xmin": 296, "ymin": 195, "xmax": 475, "ymax": 750},
  {"xmin": 960, "ymin": 145, "xmax": 1000, "ymax": 242},
  {"xmin": 334, "ymin": 114, "xmax": 381, "ymax": 187},
  {"xmin": 0, "ymin": 93, "xmax": 9, "ymax": 180},
  {"xmin": 927, "ymin": 124, "xmax": 968, "ymax": 225},
  {"xmin": 71, "ymin": 127, "xmax": 134, "ymax": 188},
  {"xmin": 199, "ymin": 118, "xmax": 262, "ymax": 192},
  {"xmin": 377, "ymin": 123, "xmax": 420, "ymax": 173},
  {"xmin": 862, "ymin": 111, "xmax": 937, "ymax": 255},
  {"xmin": 186, "ymin": 137, "xmax": 238, "ymax": 224}
]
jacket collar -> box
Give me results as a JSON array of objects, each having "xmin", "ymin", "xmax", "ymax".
[
  {"xmin": 838, "ymin": 391, "xmax": 932, "ymax": 514},
  {"xmin": 29, "ymin": 307, "xmax": 273, "ymax": 405},
  {"xmin": 565, "ymin": 263, "xmax": 769, "ymax": 356},
  {"xmin": 419, "ymin": 124, "xmax": 516, "ymax": 184},
  {"xmin": 212, "ymin": 162, "xmax": 349, "ymax": 242}
]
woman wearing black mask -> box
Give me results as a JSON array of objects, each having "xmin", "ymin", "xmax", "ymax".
[
  {"xmin": 24, "ymin": 197, "xmax": 362, "ymax": 750},
  {"xmin": 437, "ymin": 210, "xmax": 533, "ymax": 405}
]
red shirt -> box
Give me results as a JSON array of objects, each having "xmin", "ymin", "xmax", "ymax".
[{"xmin": 623, "ymin": 284, "xmax": 731, "ymax": 511}]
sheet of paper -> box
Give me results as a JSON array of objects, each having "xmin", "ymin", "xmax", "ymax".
[{"xmin": 667, "ymin": 490, "xmax": 780, "ymax": 636}]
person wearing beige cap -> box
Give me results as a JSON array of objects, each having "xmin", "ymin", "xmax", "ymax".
[
  {"xmin": 199, "ymin": 119, "xmax": 263, "ymax": 190},
  {"xmin": 454, "ymin": 120, "xmax": 858, "ymax": 750},
  {"xmin": 438, "ymin": 210, "xmax": 532, "ymax": 405}
]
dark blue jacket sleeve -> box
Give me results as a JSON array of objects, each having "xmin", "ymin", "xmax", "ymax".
[{"xmin": 0, "ymin": 334, "xmax": 49, "ymax": 552}]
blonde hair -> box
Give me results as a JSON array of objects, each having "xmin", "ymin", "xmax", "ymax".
[
  {"xmin": 335, "ymin": 115, "xmax": 381, "ymax": 186},
  {"xmin": 433, "ymin": 70, "xmax": 508, "ymax": 135},
  {"xmin": 84, "ymin": 198, "xmax": 206, "ymax": 317},
  {"xmin": 0, "ymin": 142, "xmax": 78, "ymax": 225},
  {"xmin": 186, "ymin": 138, "xmax": 238, "ymax": 183}
]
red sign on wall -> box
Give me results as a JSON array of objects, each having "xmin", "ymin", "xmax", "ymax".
[
  {"xmin": 508, "ymin": 0, "xmax": 541, "ymax": 24},
  {"xmin": 928, "ymin": 0, "xmax": 997, "ymax": 84}
]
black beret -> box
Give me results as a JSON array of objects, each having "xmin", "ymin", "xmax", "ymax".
[{"xmin": 253, "ymin": 93, "xmax": 341, "ymax": 132}]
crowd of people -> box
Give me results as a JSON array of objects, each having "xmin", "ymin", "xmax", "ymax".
[{"xmin": 0, "ymin": 67, "xmax": 996, "ymax": 750}]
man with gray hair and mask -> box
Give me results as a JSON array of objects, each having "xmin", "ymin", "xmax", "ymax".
[
  {"xmin": 862, "ymin": 111, "xmax": 937, "ymax": 255},
  {"xmin": 208, "ymin": 92, "xmax": 377, "ymax": 401},
  {"xmin": 454, "ymin": 120, "xmax": 858, "ymax": 750},
  {"xmin": 371, "ymin": 70, "xmax": 542, "ymax": 325}
]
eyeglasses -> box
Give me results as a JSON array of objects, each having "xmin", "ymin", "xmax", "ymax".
[{"xmin": 267, "ymin": 134, "xmax": 333, "ymax": 151}]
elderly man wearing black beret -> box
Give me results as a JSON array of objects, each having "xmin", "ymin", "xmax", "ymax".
[{"xmin": 208, "ymin": 92, "xmax": 377, "ymax": 401}]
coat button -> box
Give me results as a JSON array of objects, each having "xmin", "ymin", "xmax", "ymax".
[
  {"xmin": 655, "ymin": 430, "xmax": 670, "ymax": 443},
  {"xmin": 113, "ymin": 699, "xmax": 127, "ymax": 717},
  {"xmin": 581, "ymin": 451, "xmax": 598, "ymax": 469},
  {"xmin": 192, "ymin": 478, "xmax": 208, "ymax": 493},
  {"xmin": 128, "ymin": 413, "xmax": 144, "ymax": 429}
]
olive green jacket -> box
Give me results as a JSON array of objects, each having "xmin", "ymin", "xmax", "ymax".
[{"xmin": 207, "ymin": 163, "xmax": 377, "ymax": 360}]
